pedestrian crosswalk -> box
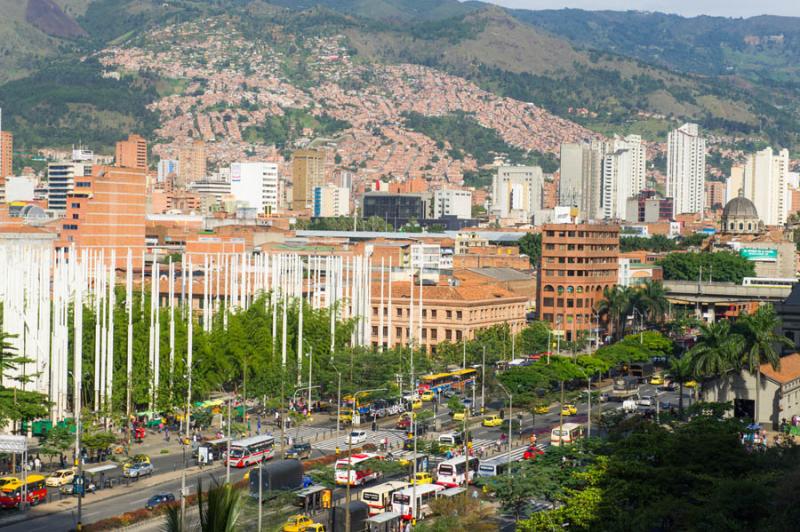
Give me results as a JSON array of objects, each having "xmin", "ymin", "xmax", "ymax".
[{"xmin": 312, "ymin": 429, "xmax": 408, "ymax": 452}]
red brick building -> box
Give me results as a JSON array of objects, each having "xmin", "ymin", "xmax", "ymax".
[{"xmin": 537, "ymin": 223, "xmax": 620, "ymax": 341}]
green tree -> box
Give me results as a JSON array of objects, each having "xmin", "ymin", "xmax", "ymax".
[
  {"xmin": 39, "ymin": 425, "xmax": 73, "ymax": 463},
  {"xmin": 734, "ymin": 306, "xmax": 793, "ymax": 422},
  {"xmin": 635, "ymin": 280, "xmax": 668, "ymax": 323},
  {"xmin": 658, "ymin": 251, "xmax": 755, "ymax": 284},
  {"xmin": 596, "ymin": 286, "xmax": 631, "ymax": 340},
  {"xmin": 686, "ymin": 320, "xmax": 742, "ymax": 379},
  {"xmin": 666, "ymin": 356, "xmax": 693, "ymax": 418},
  {"xmin": 518, "ymin": 233, "xmax": 542, "ymax": 266}
]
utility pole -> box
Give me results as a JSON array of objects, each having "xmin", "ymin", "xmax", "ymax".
[
  {"xmin": 257, "ymin": 464, "xmax": 263, "ymax": 532},
  {"xmin": 226, "ymin": 397, "xmax": 232, "ymax": 484},
  {"xmin": 481, "ymin": 346, "xmax": 486, "ymax": 414},
  {"xmin": 307, "ymin": 347, "xmax": 313, "ymax": 410},
  {"xmin": 559, "ymin": 381, "xmax": 565, "ymax": 446},
  {"xmin": 587, "ymin": 377, "xmax": 592, "ymax": 438}
]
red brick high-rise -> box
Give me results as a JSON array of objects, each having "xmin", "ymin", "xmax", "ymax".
[
  {"xmin": 0, "ymin": 131, "xmax": 12, "ymax": 179},
  {"xmin": 115, "ymin": 134, "xmax": 148, "ymax": 170},
  {"xmin": 537, "ymin": 223, "xmax": 619, "ymax": 342},
  {"xmin": 58, "ymin": 165, "xmax": 146, "ymax": 263}
]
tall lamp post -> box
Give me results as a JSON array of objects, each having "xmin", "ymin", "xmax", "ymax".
[
  {"xmin": 346, "ymin": 388, "xmax": 386, "ymax": 532},
  {"xmin": 496, "ymin": 382, "xmax": 513, "ymax": 459},
  {"xmin": 331, "ymin": 361, "xmax": 342, "ymax": 439}
]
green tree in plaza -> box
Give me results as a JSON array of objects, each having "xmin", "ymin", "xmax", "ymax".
[
  {"xmin": 666, "ymin": 355, "xmax": 694, "ymax": 418},
  {"xmin": 733, "ymin": 306, "xmax": 792, "ymax": 422},
  {"xmin": 686, "ymin": 320, "xmax": 742, "ymax": 379},
  {"xmin": 39, "ymin": 425, "xmax": 74, "ymax": 463}
]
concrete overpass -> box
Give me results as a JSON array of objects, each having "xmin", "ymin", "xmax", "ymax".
[{"xmin": 663, "ymin": 280, "xmax": 791, "ymax": 322}]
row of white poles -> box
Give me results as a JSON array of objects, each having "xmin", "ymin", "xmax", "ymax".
[{"xmin": 0, "ymin": 245, "xmax": 403, "ymax": 421}]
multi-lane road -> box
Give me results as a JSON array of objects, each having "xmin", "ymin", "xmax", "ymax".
[{"xmin": 0, "ymin": 380, "xmax": 687, "ymax": 530}]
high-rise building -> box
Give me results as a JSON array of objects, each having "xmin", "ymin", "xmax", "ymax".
[
  {"xmin": 230, "ymin": 162, "xmax": 279, "ymax": 214},
  {"xmin": 178, "ymin": 140, "xmax": 207, "ymax": 186},
  {"xmin": 361, "ymin": 192, "xmax": 428, "ymax": 229},
  {"xmin": 559, "ymin": 142, "xmax": 605, "ymax": 218},
  {"xmin": 491, "ymin": 165, "xmax": 543, "ymax": 223},
  {"xmin": 705, "ymin": 180, "xmax": 726, "ymax": 210},
  {"xmin": 537, "ymin": 223, "xmax": 620, "ymax": 341},
  {"xmin": 313, "ymin": 183, "xmax": 350, "ymax": 217},
  {"xmin": 115, "ymin": 134, "xmax": 148, "ymax": 170},
  {"xmin": 743, "ymin": 147, "xmax": 790, "ymax": 226},
  {"xmin": 157, "ymin": 159, "xmax": 179, "ymax": 182},
  {"xmin": 667, "ymin": 123, "xmax": 707, "ymax": 216},
  {"xmin": 47, "ymin": 161, "xmax": 93, "ymax": 213},
  {"xmin": 600, "ymin": 135, "xmax": 646, "ymax": 220},
  {"xmin": 433, "ymin": 189, "xmax": 472, "ymax": 219},
  {"xmin": 0, "ymin": 131, "xmax": 12, "ymax": 179},
  {"xmin": 58, "ymin": 165, "xmax": 147, "ymax": 261},
  {"xmin": 291, "ymin": 149, "xmax": 325, "ymax": 210},
  {"xmin": 726, "ymin": 164, "xmax": 745, "ymax": 203}
]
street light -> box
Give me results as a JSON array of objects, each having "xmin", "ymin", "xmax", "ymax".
[
  {"xmin": 496, "ymin": 382, "xmax": 513, "ymax": 461},
  {"xmin": 481, "ymin": 346, "xmax": 486, "ymax": 414},
  {"xmin": 331, "ymin": 361, "xmax": 343, "ymax": 439},
  {"xmin": 346, "ymin": 388, "xmax": 386, "ymax": 532},
  {"xmin": 630, "ymin": 308, "xmax": 645, "ymax": 344}
]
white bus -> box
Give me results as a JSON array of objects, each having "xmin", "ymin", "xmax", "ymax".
[
  {"xmin": 335, "ymin": 453, "xmax": 381, "ymax": 486},
  {"xmin": 435, "ymin": 456, "xmax": 478, "ymax": 488},
  {"xmin": 478, "ymin": 452, "xmax": 519, "ymax": 478},
  {"xmin": 550, "ymin": 422, "xmax": 583, "ymax": 447},
  {"xmin": 227, "ymin": 434, "xmax": 275, "ymax": 468},
  {"xmin": 361, "ymin": 480, "xmax": 410, "ymax": 516},
  {"xmin": 391, "ymin": 484, "xmax": 445, "ymax": 522}
]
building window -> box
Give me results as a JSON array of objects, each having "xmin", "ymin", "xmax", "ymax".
[
  {"xmin": 71, "ymin": 202, "xmax": 80, "ymax": 208},
  {"xmin": 396, "ymin": 327, "xmax": 403, "ymax": 338},
  {"xmin": 431, "ymin": 309, "xmax": 437, "ymax": 319},
  {"xmin": 543, "ymin": 297, "xmax": 554, "ymax": 307},
  {"xmin": 456, "ymin": 311, "xmax": 462, "ymax": 320},
  {"xmin": 397, "ymin": 308, "xmax": 403, "ymax": 317},
  {"xmin": 446, "ymin": 310, "xmax": 452, "ymax": 319},
  {"xmin": 431, "ymin": 329, "xmax": 438, "ymax": 340},
  {"xmin": 446, "ymin": 329, "xmax": 452, "ymax": 341},
  {"xmin": 77, "ymin": 181, "xmax": 91, "ymax": 188},
  {"xmin": 72, "ymin": 214, "xmax": 79, "ymax": 220}
]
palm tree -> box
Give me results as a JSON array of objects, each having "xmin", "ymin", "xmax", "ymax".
[
  {"xmin": 734, "ymin": 306, "xmax": 793, "ymax": 424},
  {"xmin": 163, "ymin": 479, "xmax": 241, "ymax": 532},
  {"xmin": 666, "ymin": 356, "xmax": 693, "ymax": 419},
  {"xmin": 597, "ymin": 286, "xmax": 630, "ymax": 340},
  {"xmin": 0, "ymin": 330, "xmax": 20, "ymax": 389},
  {"xmin": 686, "ymin": 320, "xmax": 742, "ymax": 379},
  {"xmin": 637, "ymin": 281, "xmax": 669, "ymax": 324}
]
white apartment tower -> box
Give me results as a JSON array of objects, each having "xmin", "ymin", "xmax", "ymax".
[
  {"xmin": 229, "ymin": 162, "xmax": 279, "ymax": 214},
  {"xmin": 313, "ymin": 183, "xmax": 350, "ymax": 217},
  {"xmin": 667, "ymin": 123, "xmax": 706, "ymax": 216},
  {"xmin": 433, "ymin": 189, "xmax": 472, "ymax": 219},
  {"xmin": 600, "ymin": 135, "xmax": 646, "ymax": 220},
  {"xmin": 559, "ymin": 141, "xmax": 605, "ymax": 219},
  {"xmin": 743, "ymin": 147, "xmax": 790, "ymax": 226},
  {"xmin": 491, "ymin": 165, "xmax": 543, "ymax": 223}
]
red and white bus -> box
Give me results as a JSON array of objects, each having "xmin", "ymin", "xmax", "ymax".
[
  {"xmin": 360, "ymin": 480, "xmax": 409, "ymax": 515},
  {"xmin": 227, "ymin": 434, "xmax": 275, "ymax": 468},
  {"xmin": 0, "ymin": 475, "xmax": 47, "ymax": 508},
  {"xmin": 435, "ymin": 456, "xmax": 478, "ymax": 488},
  {"xmin": 335, "ymin": 453, "xmax": 381, "ymax": 486}
]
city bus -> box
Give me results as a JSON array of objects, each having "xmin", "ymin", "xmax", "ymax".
[
  {"xmin": 227, "ymin": 434, "xmax": 275, "ymax": 468},
  {"xmin": 478, "ymin": 452, "xmax": 519, "ymax": 478},
  {"xmin": 418, "ymin": 373, "xmax": 454, "ymax": 394},
  {"xmin": 0, "ymin": 474, "xmax": 47, "ymax": 508},
  {"xmin": 551, "ymin": 423, "xmax": 584, "ymax": 447},
  {"xmin": 435, "ymin": 456, "xmax": 479, "ymax": 487},
  {"xmin": 360, "ymin": 480, "xmax": 410, "ymax": 516},
  {"xmin": 391, "ymin": 483, "xmax": 445, "ymax": 522},
  {"xmin": 335, "ymin": 453, "xmax": 382, "ymax": 486},
  {"xmin": 197, "ymin": 437, "xmax": 229, "ymax": 464},
  {"xmin": 449, "ymin": 368, "xmax": 478, "ymax": 391}
]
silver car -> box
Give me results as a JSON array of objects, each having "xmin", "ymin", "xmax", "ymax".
[{"xmin": 124, "ymin": 462, "xmax": 154, "ymax": 478}]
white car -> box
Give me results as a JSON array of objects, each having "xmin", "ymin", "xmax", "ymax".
[
  {"xmin": 638, "ymin": 395, "xmax": 654, "ymax": 407},
  {"xmin": 348, "ymin": 430, "xmax": 368, "ymax": 445},
  {"xmin": 46, "ymin": 468, "xmax": 76, "ymax": 487},
  {"xmin": 622, "ymin": 399, "xmax": 638, "ymax": 413}
]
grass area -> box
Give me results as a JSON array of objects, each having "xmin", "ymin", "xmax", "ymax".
[{"xmin": 155, "ymin": 78, "xmax": 189, "ymax": 98}]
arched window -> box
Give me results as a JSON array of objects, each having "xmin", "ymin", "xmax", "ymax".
[
  {"xmin": 576, "ymin": 286, "xmax": 584, "ymax": 294},
  {"xmin": 544, "ymin": 285, "xmax": 554, "ymax": 293},
  {"xmin": 739, "ymin": 223, "xmax": 744, "ymax": 230},
  {"xmin": 567, "ymin": 286, "xmax": 574, "ymax": 294},
  {"xmin": 557, "ymin": 286, "xmax": 564, "ymax": 295},
  {"xmin": 748, "ymin": 223, "xmax": 752, "ymax": 231}
]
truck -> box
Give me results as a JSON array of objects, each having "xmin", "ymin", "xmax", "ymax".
[
  {"xmin": 249, "ymin": 459, "xmax": 306, "ymax": 501},
  {"xmin": 611, "ymin": 376, "xmax": 640, "ymax": 400},
  {"xmin": 333, "ymin": 500, "xmax": 370, "ymax": 532},
  {"xmin": 628, "ymin": 362, "xmax": 654, "ymax": 382}
]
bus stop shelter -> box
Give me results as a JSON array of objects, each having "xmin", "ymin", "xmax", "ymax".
[{"xmin": 366, "ymin": 511, "xmax": 402, "ymax": 532}]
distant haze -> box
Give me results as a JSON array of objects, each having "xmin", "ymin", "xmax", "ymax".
[{"xmin": 481, "ymin": 1, "xmax": 800, "ymax": 17}]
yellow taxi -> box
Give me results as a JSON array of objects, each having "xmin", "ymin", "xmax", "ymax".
[
  {"xmin": 560, "ymin": 404, "xmax": 577, "ymax": 416},
  {"xmin": 46, "ymin": 468, "xmax": 76, "ymax": 487},
  {"xmin": 420, "ymin": 390, "xmax": 436, "ymax": 402},
  {"xmin": 410, "ymin": 398, "xmax": 423, "ymax": 410},
  {"xmin": 685, "ymin": 380, "xmax": 698, "ymax": 388},
  {"xmin": 649, "ymin": 375, "xmax": 664, "ymax": 386},
  {"xmin": 411, "ymin": 472, "xmax": 433, "ymax": 485},
  {"xmin": 482, "ymin": 415, "xmax": 503, "ymax": 427},
  {"xmin": 282, "ymin": 515, "xmax": 314, "ymax": 532},
  {"xmin": 453, "ymin": 410, "xmax": 468, "ymax": 422},
  {"xmin": 534, "ymin": 405, "xmax": 549, "ymax": 415},
  {"xmin": 302, "ymin": 525, "xmax": 325, "ymax": 532}
]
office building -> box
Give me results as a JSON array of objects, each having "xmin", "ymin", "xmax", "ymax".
[
  {"xmin": 726, "ymin": 164, "xmax": 745, "ymax": 203},
  {"xmin": 1, "ymin": 131, "xmax": 12, "ymax": 179},
  {"xmin": 559, "ymin": 141, "xmax": 605, "ymax": 218},
  {"xmin": 625, "ymin": 190, "xmax": 673, "ymax": 223},
  {"xmin": 361, "ymin": 192, "xmax": 428, "ymax": 229},
  {"xmin": 230, "ymin": 162, "xmax": 279, "ymax": 214},
  {"xmin": 115, "ymin": 134, "xmax": 148, "ymax": 170},
  {"xmin": 291, "ymin": 149, "xmax": 325, "ymax": 210},
  {"xmin": 178, "ymin": 139, "xmax": 207, "ymax": 186},
  {"xmin": 667, "ymin": 123, "xmax": 707, "ymax": 216},
  {"xmin": 47, "ymin": 161, "xmax": 93, "ymax": 213},
  {"xmin": 601, "ymin": 136, "xmax": 646, "ymax": 220},
  {"xmin": 433, "ymin": 189, "xmax": 472, "ymax": 219},
  {"xmin": 59, "ymin": 165, "xmax": 147, "ymax": 260},
  {"xmin": 158, "ymin": 159, "xmax": 179, "ymax": 182},
  {"xmin": 491, "ymin": 165, "xmax": 543, "ymax": 223},
  {"xmin": 705, "ymin": 180, "xmax": 726, "ymax": 210},
  {"xmin": 537, "ymin": 223, "xmax": 620, "ymax": 341},
  {"xmin": 4, "ymin": 176, "xmax": 35, "ymax": 203},
  {"xmin": 188, "ymin": 179, "xmax": 231, "ymax": 202},
  {"xmin": 742, "ymin": 147, "xmax": 790, "ymax": 227},
  {"xmin": 313, "ymin": 183, "xmax": 350, "ymax": 217}
]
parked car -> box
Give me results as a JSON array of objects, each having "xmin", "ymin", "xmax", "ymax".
[
  {"xmin": 145, "ymin": 493, "xmax": 175, "ymax": 510},
  {"xmin": 123, "ymin": 454, "xmax": 151, "ymax": 474},
  {"xmin": 638, "ymin": 395, "xmax": 655, "ymax": 407},
  {"xmin": 347, "ymin": 430, "xmax": 368, "ymax": 445},
  {"xmin": 124, "ymin": 462, "xmax": 154, "ymax": 478},
  {"xmin": 46, "ymin": 468, "xmax": 76, "ymax": 487}
]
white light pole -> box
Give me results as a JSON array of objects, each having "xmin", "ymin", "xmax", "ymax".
[
  {"xmin": 497, "ymin": 382, "xmax": 513, "ymax": 459},
  {"xmin": 346, "ymin": 388, "xmax": 386, "ymax": 532},
  {"xmin": 481, "ymin": 346, "xmax": 486, "ymax": 414},
  {"xmin": 331, "ymin": 361, "xmax": 342, "ymax": 439}
]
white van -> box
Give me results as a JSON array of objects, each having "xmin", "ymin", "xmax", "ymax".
[{"xmin": 550, "ymin": 422, "xmax": 583, "ymax": 447}]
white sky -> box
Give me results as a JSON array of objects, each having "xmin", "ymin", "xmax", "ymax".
[{"xmin": 481, "ymin": 1, "xmax": 800, "ymax": 17}]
